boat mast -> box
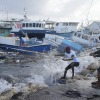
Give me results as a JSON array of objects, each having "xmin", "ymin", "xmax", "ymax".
[
  {"xmin": 6, "ymin": 11, "xmax": 8, "ymax": 21},
  {"xmin": 85, "ymin": 0, "xmax": 93, "ymax": 26},
  {"xmin": 23, "ymin": 8, "xmax": 27, "ymax": 19}
]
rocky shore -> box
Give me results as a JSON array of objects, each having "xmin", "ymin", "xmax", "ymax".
[{"xmin": 9, "ymin": 79, "xmax": 100, "ymax": 100}]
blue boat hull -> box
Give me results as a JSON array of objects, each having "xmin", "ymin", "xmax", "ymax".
[
  {"xmin": 0, "ymin": 43, "xmax": 50, "ymax": 54},
  {"xmin": 58, "ymin": 39, "xmax": 83, "ymax": 53}
]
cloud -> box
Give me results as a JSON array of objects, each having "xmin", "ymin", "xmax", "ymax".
[{"xmin": 0, "ymin": 0, "xmax": 100, "ymax": 21}]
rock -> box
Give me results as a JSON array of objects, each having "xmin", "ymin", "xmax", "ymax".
[
  {"xmin": 93, "ymin": 70, "xmax": 97, "ymax": 77},
  {"xmin": 80, "ymin": 69, "xmax": 91, "ymax": 76},
  {"xmin": 87, "ymin": 63, "xmax": 99, "ymax": 71},
  {"xmin": 0, "ymin": 88, "xmax": 16, "ymax": 100},
  {"xmin": 10, "ymin": 92, "xmax": 23, "ymax": 100},
  {"xmin": 20, "ymin": 83, "xmax": 45, "ymax": 95},
  {"xmin": 0, "ymin": 60, "xmax": 5, "ymax": 63},
  {"xmin": 24, "ymin": 80, "xmax": 100, "ymax": 100},
  {"xmin": 74, "ymin": 75, "xmax": 89, "ymax": 80},
  {"xmin": 0, "ymin": 56, "xmax": 6, "ymax": 59},
  {"xmin": 74, "ymin": 75, "xmax": 83, "ymax": 80},
  {"xmin": 20, "ymin": 86, "xmax": 30, "ymax": 95},
  {"xmin": 66, "ymin": 78, "xmax": 76, "ymax": 83},
  {"xmin": 27, "ymin": 83, "xmax": 39, "ymax": 92}
]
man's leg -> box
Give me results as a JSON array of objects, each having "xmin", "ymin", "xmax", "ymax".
[
  {"xmin": 72, "ymin": 66, "xmax": 74, "ymax": 79},
  {"xmin": 62, "ymin": 63, "xmax": 73, "ymax": 79},
  {"xmin": 63, "ymin": 69, "xmax": 67, "ymax": 79},
  {"xmin": 71, "ymin": 62, "xmax": 79, "ymax": 79}
]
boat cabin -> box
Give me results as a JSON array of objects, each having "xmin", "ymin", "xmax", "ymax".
[
  {"xmin": 0, "ymin": 22, "xmax": 12, "ymax": 36},
  {"xmin": 22, "ymin": 21, "xmax": 45, "ymax": 30},
  {"xmin": 72, "ymin": 32, "xmax": 100, "ymax": 46},
  {"xmin": 11, "ymin": 20, "xmax": 56, "ymax": 40},
  {"xmin": 54, "ymin": 22, "xmax": 79, "ymax": 33}
]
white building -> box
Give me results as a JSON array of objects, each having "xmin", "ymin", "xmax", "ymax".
[{"xmin": 84, "ymin": 21, "xmax": 100, "ymax": 35}]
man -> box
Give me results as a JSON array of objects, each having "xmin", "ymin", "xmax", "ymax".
[
  {"xmin": 61, "ymin": 47, "xmax": 79, "ymax": 79},
  {"xmin": 90, "ymin": 49, "xmax": 100, "ymax": 88},
  {"xmin": 19, "ymin": 37, "xmax": 25, "ymax": 46},
  {"xmin": 90, "ymin": 49, "xmax": 100, "ymax": 57}
]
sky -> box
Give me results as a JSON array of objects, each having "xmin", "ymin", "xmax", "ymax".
[{"xmin": 0, "ymin": 0, "xmax": 100, "ymax": 22}]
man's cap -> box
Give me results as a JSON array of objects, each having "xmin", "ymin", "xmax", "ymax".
[{"xmin": 65, "ymin": 47, "xmax": 70, "ymax": 51}]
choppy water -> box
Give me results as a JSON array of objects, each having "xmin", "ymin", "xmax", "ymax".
[{"xmin": 0, "ymin": 48, "xmax": 99, "ymax": 93}]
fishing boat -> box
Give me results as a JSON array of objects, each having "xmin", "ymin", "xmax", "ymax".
[
  {"xmin": 0, "ymin": 36, "xmax": 51, "ymax": 54},
  {"xmin": 0, "ymin": 19, "xmax": 90, "ymax": 53},
  {"xmin": 53, "ymin": 21, "xmax": 79, "ymax": 37},
  {"xmin": 54, "ymin": 22, "xmax": 78, "ymax": 33},
  {"xmin": 0, "ymin": 22, "xmax": 51, "ymax": 54},
  {"xmin": 11, "ymin": 19, "xmax": 56, "ymax": 40},
  {"xmin": 71, "ymin": 31, "xmax": 100, "ymax": 47}
]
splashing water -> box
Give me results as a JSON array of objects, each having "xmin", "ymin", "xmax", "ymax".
[{"xmin": 0, "ymin": 49, "xmax": 98, "ymax": 93}]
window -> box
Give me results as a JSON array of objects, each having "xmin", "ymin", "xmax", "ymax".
[
  {"xmin": 29, "ymin": 23, "xmax": 32, "ymax": 27},
  {"xmin": 26, "ymin": 23, "xmax": 28, "ymax": 27},
  {"xmin": 42, "ymin": 24, "xmax": 45, "ymax": 28},
  {"xmin": 82, "ymin": 35, "xmax": 89, "ymax": 40},
  {"xmin": 74, "ymin": 33, "xmax": 77, "ymax": 36},
  {"xmin": 69, "ymin": 22, "xmax": 78, "ymax": 26},
  {"xmin": 0, "ymin": 29, "xmax": 5, "ymax": 33},
  {"xmin": 63, "ymin": 23, "xmax": 68, "ymax": 26},
  {"xmin": 78, "ymin": 34, "xmax": 81, "ymax": 37},
  {"xmin": 39, "ymin": 23, "xmax": 41, "ymax": 27},
  {"xmin": 22, "ymin": 23, "xmax": 25, "ymax": 27},
  {"xmin": 56, "ymin": 23, "xmax": 59, "ymax": 26},
  {"xmin": 36, "ymin": 23, "xmax": 38, "ymax": 27},
  {"xmin": 33, "ymin": 23, "xmax": 35, "ymax": 27},
  {"xmin": 37, "ymin": 23, "xmax": 39, "ymax": 27}
]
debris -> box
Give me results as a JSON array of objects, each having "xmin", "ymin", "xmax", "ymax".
[
  {"xmin": 0, "ymin": 56, "xmax": 6, "ymax": 59},
  {"xmin": 62, "ymin": 90, "xmax": 81, "ymax": 98}
]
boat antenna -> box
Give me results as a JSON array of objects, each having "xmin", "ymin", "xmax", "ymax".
[
  {"xmin": 6, "ymin": 11, "xmax": 8, "ymax": 21},
  {"xmin": 85, "ymin": 0, "xmax": 93, "ymax": 25},
  {"xmin": 23, "ymin": 8, "xmax": 27, "ymax": 19}
]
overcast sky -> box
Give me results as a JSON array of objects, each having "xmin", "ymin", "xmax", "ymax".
[{"xmin": 0, "ymin": 0, "xmax": 100, "ymax": 22}]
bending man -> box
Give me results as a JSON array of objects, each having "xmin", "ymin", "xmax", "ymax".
[
  {"xmin": 90, "ymin": 49, "xmax": 100, "ymax": 88},
  {"xmin": 61, "ymin": 47, "xmax": 79, "ymax": 79}
]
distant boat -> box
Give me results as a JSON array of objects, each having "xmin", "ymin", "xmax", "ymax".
[
  {"xmin": 53, "ymin": 22, "xmax": 79, "ymax": 38},
  {"xmin": 0, "ymin": 24, "xmax": 51, "ymax": 54},
  {"xmin": 54, "ymin": 22, "xmax": 79, "ymax": 33},
  {"xmin": 11, "ymin": 20, "xmax": 56, "ymax": 40},
  {"xmin": 71, "ymin": 31, "xmax": 100, "ymax": 47},
  {"xmin": 0, "ymin": 36, "xmax": 50, "ymax": 54}
]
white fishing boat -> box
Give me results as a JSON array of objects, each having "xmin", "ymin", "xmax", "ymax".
[
  {"xmin": 11, "ymin": 19, "xmax": 56, "ymax": 40},
  {"xmin": 0, "ymin": 21, "xmax": 51, "ymax": 54},
  {"xmin": 54, "ymin": 22, "xmax": 79, "ymax": 34},
  {"xmin": 71, "ymin": 31, "xmax": 100, "ymax": 47}
]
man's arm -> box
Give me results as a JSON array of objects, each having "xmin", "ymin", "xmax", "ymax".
[
  {"xmin": 71, "ymin": 55, "xmax": 74, "ymax": 59},
  {"xmin": 62, "ymin": 58, "xmax": 72, "ymax": 61},
  {"xmin": 55, "ymin": 53, "xmax": 65, "ymax": 56},
  {"xmin": 62, "ymin": 54, "xmax": 74, "ymax": 61}
]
